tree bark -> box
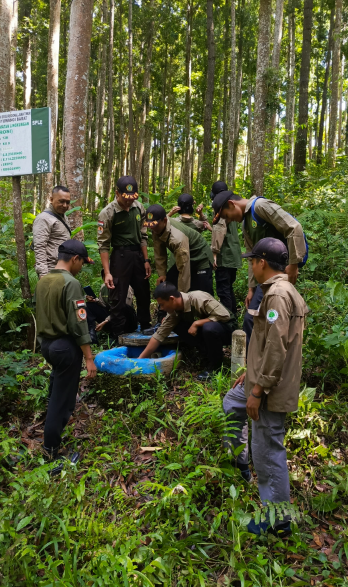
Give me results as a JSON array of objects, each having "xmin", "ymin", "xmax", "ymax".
[
  {"xmin": 265, "ymin": 0, "xmax": 284, "ymax": 171},
  {"xmin": 128, "ymin": 0, "xmax": 136, "ymax": 174},
  {"xmin": 23, "ymin": 34, "xmax": 31, "ymax": 109},
  {"xmin": 0, "ymin": 0, "xmax": 12, "ymax": 111},
  {"xmin": 226, "ymin": 0, "xmax": 236, "ymax": 185},
  {"xmin": 294, "ymin": 0, "xmax": 313, "ymax": 174},
  {"xmin": 135, "ymin": 0, "xmax": 154, "ymax": 182},
  {"xmin": 201, "ymin": 0, "xmax": 215, "ymax": 187},
  {"xmin": 105, "ymin": 0, "xmax": 115, "ymax": 202},
  {"xmin": 9, "ymin": 0, "xmax": 18, "ymax": 109},
  {"xmin": 118, "ymin": 1, "xmax": 124, "ymax": 175},
  {"xmin": 328, "ymin": 0, "xmax": 343, "ymax": 167},
  {"xmin": 12, "ymin": 177, "xmax": 31, "ymax": 299},
  {"xmin": 284, "ymin": 11, "xmax": 296, "ymax": 171},
  {"xmin": 183, "ymin": 0, "xmax": 192, "ymax": 191},
  {"xmin": 316, "ymin": 7, "xmax": 334, "ymax": 165},
  {"xmin": 220, "ymin": 0, "xmax": 230, "ymax": 180},
  {"xmin": 61, "ymin": 0, "xmax": 93, "ymax": 233},
  {"xmin": 338, "ymin": 55, "xmax": 344, "ymax": 150},
  {"xmin": 233, "ymin": 7, "xmax": 244, "ymax": 181},
  {"xmin": 43, "ymin": 0, "xmax": 61, "ymax": 204},
  {"xmin": 94, "ymin": 0, "xmax": 108, "ymax": 193},
  {"xmin": 251, "ymin": 0, "xmax": 272, "ymax": 195}
]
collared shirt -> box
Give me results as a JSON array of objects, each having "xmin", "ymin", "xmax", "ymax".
[
  {"xmin": 32, "ymin": 203, "xmax": 71, "ymax": 277},
  {"xmin": 243, "ymin": 196, "xmax": 307, "ymax": 288},
  {"xmin": 211, "ymin": 218, "xmax": 242, "ymax": 269},
  {"xmin": 97, "ymin": 198, "xmax": 148, "ymax": 252},
  {"xmin": 245, "ymin": 274, "xmax": 309, "ymax": 413},
  {"xmin": 175, "ymin": 214, "xmax": 207, "ymax": 233},
  {"xmin": 153, "ymin": 291, "xmax": 234, "ymax": 343},
  {"xmin": 35, "ymin": 269, "xmax": 91, "ymax": 346},
  {"xmin": 153, "ymin": 218, "xmax": 213, "ymax": 292}
]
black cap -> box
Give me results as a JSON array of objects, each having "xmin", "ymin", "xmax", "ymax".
[
  {"xmin": 116, "ymin": 176, "xmax": 138, "ymax": 200},
  {"xmin": 177, "ymin": 193, "xmax": 193, "ymax": 206},
  {"xmin": 212, "ymin": 190, "xmax": 234, "ymax": 224},
  {"xmin": 58, "ymin": 240, "xmax": 95, "ymax": 264},
  {"xmin": 242, "ymin": 237, "xmax": 288, "ymax": 265},
  {"xmin": 210, "ymin": 180, "xmax": 228, "ymax": 201},
  {"xmin": 143, "ymin": 204, "xmax": 167, "ymax": 227}
]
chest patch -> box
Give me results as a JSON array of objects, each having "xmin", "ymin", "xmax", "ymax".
[
  {"xmin": 252, "ymin": 220, "xmax": 257, "ymax": 229},
  {"xmin": 136, "ymin": 214, "xmax": 141, "ymax": 221},
  {"xmin": 266, "ymin": 309, "xmax": 278, "ymax": 323}
]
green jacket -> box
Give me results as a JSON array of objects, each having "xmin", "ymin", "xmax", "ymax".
[
  {"xmin": 211, "ymin": 218, "xmax": 242, "ymax": 269},
  {"xmin": 35, "ymin": 269, "xmax": 91, "ymax": 346}
]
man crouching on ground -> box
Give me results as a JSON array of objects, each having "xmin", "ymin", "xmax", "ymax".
[
  {"xmin": 223, "ymin": 237, "xmax": 308, "ymax": 536},
  {"xmin": 139, "ymin": 282, "xmax": 236, "ymax": 380}
]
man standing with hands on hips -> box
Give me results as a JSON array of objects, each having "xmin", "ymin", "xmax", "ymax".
[{"xmin": 97, "ymin": 176, "xmax": 152, "ymax": 337}]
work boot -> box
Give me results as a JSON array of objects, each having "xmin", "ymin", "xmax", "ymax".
[
  {"xmin": 49, "ymin": 451, "xmax": 80, "ymax": 477},
  {"xmin": 197, "ymin": 370, "xmax": 213, "ymax": 381},
  {"xmin": 247, "ymin": 519, "xmax": 291, "ymax": 536},
  {"xmin": 238, "ymin": 464, "xmax": 252, "ymax": 483}
]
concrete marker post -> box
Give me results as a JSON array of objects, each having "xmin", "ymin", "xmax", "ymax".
[{"xmin": 231, "ymin": 329, "xmax": 246, "ymax": 384}]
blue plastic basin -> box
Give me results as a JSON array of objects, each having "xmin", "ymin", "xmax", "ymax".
[{"xmin": 95, "ymin": 346, "xmax": 179, "ymax": 376}]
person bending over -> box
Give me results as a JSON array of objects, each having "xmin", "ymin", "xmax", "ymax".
[
  {"xmin": 212, "ymin": 190, "xmax": 306, "ymax": 345},
  {"xmin": 222, "ymin": 237, "xmax": 308, "ymax": 536},
  {"xmin": 139, "ymin": 282, "xmax": 236, "ymax": 380}
]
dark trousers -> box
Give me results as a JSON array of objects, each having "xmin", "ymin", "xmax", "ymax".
[
  {"xmin": 86, "ymin": 302, "xmax": 109, "ymax": 331},
  {"xmin": 41, "ymin": 337, "xmax": 83, "ymax": 454},
  {"xmin": 215, "ymin": 267, "xmax": 237, "ymax": 314},
  {"xmin": 174, "ymin": 320, "xmax": 232, "ymax": 371},
  {"xmin": 243, "ymin": 284, "xmax": 264, "ymax": 347},
  {"xmin": 166, "ymin": 263, "xmax": 213, "ymax": 295},
  {"xmin": 109, "ymin": 248, "xmax": 151, "ymax": 336}
]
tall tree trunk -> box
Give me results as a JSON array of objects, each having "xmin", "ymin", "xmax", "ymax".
[
  {"xmin": 118, "ymin": 2, "xmax": 124, "ymax": 176},
  {"xmin": 183, "ymin": 0, "xmax": 192, "ymax": 191},
  {"xmin": 284, "ymin": 11, "xmax": 296, "ymax": 171},
  {"xmin": 135, "ymin": 0, "xmax": 154, "ymax": 182},
  {"xmin": 128, "ymin": 0, "xmax": 136, "ymax": 174},
  {"xmin": 251, "ymin": 0, "xmax": 272, "ymax": 195},
  {"xmin": 23, "ymin": 35, "xmax": 31, "ymax": 109},
  {"xmin": 247, "ymin": 78, "xmax": 252, "ymax": 178},
  {"xmin": 94, "ymin": 0, "xmax": 108, "ymax": 193},
  {"xmin": 226, "ymin": 0, "xmax": 236, "ymax": 185},
  {"xmin": 338, "ymin": 55, "xmax": 344, "ymax": 150},
  {"xmin": 159, "ymin": 53, "xmax": 167, "ymax": 197},
  {"xmin": 9, "ymin": 0, "xmax": 17, "ymax": 109},
  {"xmin": 328, "ymin": 0, "xmax": 343, "ymax": 167},
  {"xmin": 265, "ymin": 0, "xmax": 284, "ymax": 171},
  {"xmin": 294, "ymin": 0, "xmax": 313, "ymax": 173},
  {"xmin": 214, "ymin": 103, "xmax": 222, "ymax": 177},
  {"xmin": 105, "ymin": 0, "xmax": 115, "ymax": 201},
  {"xmin": 61, "ymin": 0, "xmax": 93, "ymax": 234},
  {"xmin": 232, "ymin": 6, "xmax": 244, "ymax": 181},
  {"xmin": 201, "ymin": 0, "xmax": 215, "ymax": 187},
  {"xmin": 316, "ymin": 7, "xmax": 334, "ymax": 165},
  {"xmin": 0, "ymin": 0, "xmax": 12, "ymax": 111},
  {"xmin": 43, "ymin": 0, "xmax": 61, "ymax": 204},
  {"xmin": 220, "ymin": 0, "xmax": 230, "ymax": 180}
]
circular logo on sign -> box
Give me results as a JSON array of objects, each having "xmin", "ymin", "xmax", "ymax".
[
  {"xmin": 78, "ymin": 308, "xmax": 87, "ymax": 320},
  {"xmin": 126, "ymin": 184, "xmax": 133, "ymax": 192},
  {"xmin": 252, "ymin": 220, "xmax": 257, "ymax": 229},
  {"xmin": 266, "ymin": 309, "xmax": 278, "ymax": 323},
  {"xmin": 136, "ymin": 214, "xmax": 141, "ymax": 221},
  {"xmin": 147, "ymin": 213, "xmax": 153, "ymax": 220},
  {"xmin": 36, "ymin": 159, "xmax": 49, "ymax": 173}
]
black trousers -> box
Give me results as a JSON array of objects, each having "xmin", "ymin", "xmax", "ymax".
[
  {"xmin": 109, "ymin": 248, "xmax": 151, "ymax": 336},
  {"xmin": 174, "ymin": 320, "xmax": 232, "ymax": 371},
  {"xmin": 215, "ymin": 267, "xmax": 237, "ymax": 314},
  {"xmin": 166, "ymin": 263, "xmax": 213, "ymax": 295},
  {"xmin": 41, "ymin": 337, "xmax": 83, "ymax": 454},
  {"xmin": 243, "ymin": 284, "xmax": 264, "ymax": 347},
  {"xmin": 86, "ymin": 302, "xmax": 109, "ymax": 330}
]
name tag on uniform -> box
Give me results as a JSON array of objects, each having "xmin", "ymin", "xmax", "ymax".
[{"xmin": 196, "ymin": 270, "xmax": 207, "ymax": 275}]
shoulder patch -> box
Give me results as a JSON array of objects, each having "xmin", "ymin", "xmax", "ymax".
[{"xmin": 266, "ymin": 309, "xmax": 278, "ymax": 323}]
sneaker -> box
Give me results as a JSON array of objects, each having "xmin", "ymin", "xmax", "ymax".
[
  {"xmin": 49, "ymin": 451, "xmax": 80, "ymax": 477},
  {"xmin": 247, "ymin": 518, "xmax": 291, "ymax": 536},
  {"xmin": 197, "ymin": 370, "xmax": 213, "ymax": 381}
]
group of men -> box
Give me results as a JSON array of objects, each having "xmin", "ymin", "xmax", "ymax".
[{"xmin": 33, "ymin": 174, "xmax": 308, "ymax": 536}]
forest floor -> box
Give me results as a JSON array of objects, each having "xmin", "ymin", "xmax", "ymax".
[{"xmin": 0, "ymin": 344, "xmax": 348, "ymax": 586}]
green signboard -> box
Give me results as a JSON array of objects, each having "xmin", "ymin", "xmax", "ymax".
[{"xmin": 0, "ymin": 107, "xmax": 51, "ymax": 177}]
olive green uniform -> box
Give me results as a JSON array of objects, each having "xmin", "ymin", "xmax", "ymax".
[
  {"xmin": 175, "ymin": 213, "xmax": 208, "ymax": 233},
  {"xmin": 211, "ymin": 218, "xmax": 242, "ymax": 314},
  {"xmin": 97, "ymin": 199, "xmax": 151, "ymax": 335},
  {"xmin": 35, "ymin": 269, "xmax": 91, "ymax": 456}
]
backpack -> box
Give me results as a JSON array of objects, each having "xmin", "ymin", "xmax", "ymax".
[{"xmin": 250, "ymin": 197, "xmax": 309, "ymax": 268}]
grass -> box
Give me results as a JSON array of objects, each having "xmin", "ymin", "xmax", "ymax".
[{"xmin": 0, "ymin": 357, "xmax": 348, "ymax": 586}]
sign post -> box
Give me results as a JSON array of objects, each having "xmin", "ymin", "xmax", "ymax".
[{"xmin": 0, "ymin": 107, "xmax": 51, "ymax": 177}]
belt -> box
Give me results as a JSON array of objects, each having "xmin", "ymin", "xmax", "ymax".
[{"xmin": 113, "ymin": 244, "xmax": 141, "ymax": 251}]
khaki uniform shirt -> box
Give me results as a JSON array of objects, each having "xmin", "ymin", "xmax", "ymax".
[
  {"xmin": 153, "ymin": 291, "xmax": 234, "ymax": 343},
  {"xmin": 97, "ymin": 199, "xmax": 148, "ymax": 253},
  {"xmin": 245, "ymin": 274, "xmax": 308, "ymax": 413},
  {"xmin": 35, "ymin": 269, "xmax": 91, "ymax": 346},
  {"xmin": 32, "ymin": 204, "xmax": 71, "ymax": 277},
  {"xmin": 211, "ymin": 218, "xmax": 242, "ymax": 269},
  {"xmin": 175, "ymin": 214, "xmax": 207, "ymax": 233},
  {"xmin": 153, "ymin": 218, "xmax": 213, "ymax": 292},
  {"xmin": 244, "ymin": 196, "xmax": 307, "ymax": 288}
]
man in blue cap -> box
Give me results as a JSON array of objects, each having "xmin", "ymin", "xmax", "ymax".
[{"xmin": 222, "ymin": 238, "xmax": 308, "ymax": 536}]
